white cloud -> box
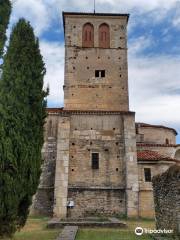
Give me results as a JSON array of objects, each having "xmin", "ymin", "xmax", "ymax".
[
  {"xmin": 11, "ymin": 0, "xmax": 51, "ymax": 36},
  {"xmin": 128, "ymin": 38, "xmax": 180, "ymax": 131},
  {"xmin": 10, "ymin": 0, "xmax": 180, "ymax": 36},
  {"xmin": 129, "ymin": 35, "xmax": 155, "ymax": 55},
  {"xmin": 40, "ymin": 41, "xmax": 64, "ymax": 106}
]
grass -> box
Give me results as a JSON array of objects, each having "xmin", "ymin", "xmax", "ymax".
[
  {"xmin": 0, "ymin": 217, "xmax": 59, "ymax": 240},
  {"xmin": 76, "ymin": 218, "xmax": 155, "ymax": 240},
  {"xmin": 0, "ymin": 217, "xmax": 155, "ymax": 240}
]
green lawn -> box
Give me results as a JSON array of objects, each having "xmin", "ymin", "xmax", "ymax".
[
  {"xmin": 0, "ymin": 217, "xmax": 59, "ymax": 240},
  {"xmin": 0, "ymin": 217, "xmax": 155, "ymax": 240},
  {"xmin": 76, "ymin": 219, "xmax": 155, "ymax": 240}
]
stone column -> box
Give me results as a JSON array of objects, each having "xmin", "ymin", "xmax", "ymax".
[
  {"xmin": 53, "ymin": 117, "xmax": 70, "ymax": 219},
  {"xmin": 123, "ymin": 114, "xmax": 139, "ymax": 217}
]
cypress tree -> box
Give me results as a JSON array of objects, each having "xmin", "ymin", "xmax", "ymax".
[
  {"xmin": 0, "ymin": 0, "xmax": 11, "ymax": 58},
  {"xmin": 0, "ymin": 18, "xmax": 47, "ymax": 237}
]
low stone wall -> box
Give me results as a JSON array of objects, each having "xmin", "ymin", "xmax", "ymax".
[{"xmin": 152, "ymin": 164, "xmax": 180, "ymax": 235}]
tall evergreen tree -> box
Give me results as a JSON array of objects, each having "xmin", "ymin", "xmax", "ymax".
[
  {"xmin": 0, "ymin": 18, "xmax": 47, "ymax": 237},
  {"xmin": 0, "ymin": 0, "xmax": 11, "ymax": 58}
]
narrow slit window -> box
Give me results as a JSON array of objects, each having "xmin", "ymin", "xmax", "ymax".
[
  {"xmin": 101, "ymin": 70, "xmax": 105, "ymax": 77},
  {"xmin": 92, "ymin": 153, "xmax": 99, "ymax": 169},
  {"xmin": 144, "ymin": 168, "xmax": 151, "ymax": 182},
  {"xmin": 95, "ymin": 70, "xmax": 99, "ymax": 77}
]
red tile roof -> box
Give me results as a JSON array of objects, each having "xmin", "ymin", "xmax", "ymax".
[{"xmin": 137, "ymin": 150, "xmax": 179, "ymax": 163}]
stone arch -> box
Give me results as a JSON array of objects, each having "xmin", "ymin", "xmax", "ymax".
[
  {"xmin": 175, "ymin": 149, "xmax": 180, "ymax": 160},
  {"xmin": 82, "ymin": 23, "xmax": 94, "ymax": 47},
  {"xmin": 99, "ymin": 23, "xmax": 110, "ymax": 48}
]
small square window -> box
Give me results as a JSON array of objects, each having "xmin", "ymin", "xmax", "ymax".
[
  {"xmin": 144, "ymin": 168, "xmax": 151, "ymax": 182},
  {"xmin": 92, "ymin": 153, "xmax": 99, "ymax": 169},
  {"xmin": 95, "ymin": 70, "xmax": 105, "ymax": 78}
]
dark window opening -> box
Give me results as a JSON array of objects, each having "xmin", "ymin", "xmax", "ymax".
[
  {"xmin": 95, "ymin": 70, "xmax": 105, "ymax": 78},
  {"xmin": 165, "ymin": 138, "xmax": 169, "ymax": 144},
  {"xmin": 92, "ymin": 153, "xmax": 99, "ymax": 169},
  {"xmin": 95, "ymin": 70, "xmax": 99, "ymax": 77},
  {"xmin": 116, "ymin": 168, "xmax": 119, "ymax": 172},
  {"xmin": 135, "ymin": 126, "xmax": 139, "ymax": 134},
  {"xmin": 144, "ymin": 168, "xmax": 151, "ymax": 182},
  {"xmin": 101, "ymin": 70, "xmax": 105, "ymax": 77}
]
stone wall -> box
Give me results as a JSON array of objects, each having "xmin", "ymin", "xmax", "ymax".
[
  {"xmin": 30, "ymin": 115, "xmax": 58, "ymax": 216},
  {"xmin": 68, "ymin": 114, "xmax": 126, "ymax": 188},
  {"xmin": 136, "ymin": 126, "xmax": 176, "ymax": 145},
  {"xmin": 152, "ymin": 164, "xmax": 180, "ymax": 235},
  {"xmin": 138, "ymin": 162, "xmax": 176, "ymax": 218},
  {"xmin": 65, "ymin": 112, "xmax": 139, "ymax": 218},
  {"xmin": 67, "ymin": 188, "xmax": 125, "ymax": 218}
]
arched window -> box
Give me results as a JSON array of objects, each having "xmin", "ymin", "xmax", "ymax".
[
  {"xmin": 82, "ymin": 23, "xmax": 94, "ymax": 47},
  {"xmin": 99, "ymin": 23, "xmax": 110, "ymax": 48},
  {"xmin": 165, "ymin": 138, "xmax": 169, "ymax": 145}
]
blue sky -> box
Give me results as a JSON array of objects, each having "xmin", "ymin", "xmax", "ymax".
[{"xmin": 9, "ymin": 0, "xmax": 180, "ymax": 143}]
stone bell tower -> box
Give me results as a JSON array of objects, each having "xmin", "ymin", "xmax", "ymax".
[
  {"xmin": 63, "ymin": 12, "xmax": 129, "ymax": 111},
  {"xmin": 52, "ymin": 12, "xmax": 139, "ymax": 219}
]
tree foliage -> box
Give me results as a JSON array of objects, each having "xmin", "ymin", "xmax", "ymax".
[
  {"xmin": 0, "ymin": 18, "xmax": 47, "ymax": 237},
  {"xmin": 0, "ymin": 0, "xmax": 11, "ymax": 58}
]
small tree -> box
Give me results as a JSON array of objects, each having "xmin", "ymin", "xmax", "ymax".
[
  {"xmin": 0, "ymin": 18, "xmax": 47, "ymax": 237},
  {"xmin": 0, "ymin": 0, "xmax": 11, "ymax": 58}
]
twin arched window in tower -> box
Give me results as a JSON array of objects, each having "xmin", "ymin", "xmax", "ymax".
[{"xmin": 82, "ymin": 23, "xmax": 110, "ymax": 48}]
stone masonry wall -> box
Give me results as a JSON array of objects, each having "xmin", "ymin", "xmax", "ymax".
[
  {"xmin": 137, "ymin": 127, "xmax": 176, "ymax": 145},
  {"xmin": 31, "ymin": 115, "xmax": 58, "ymax": 216},
  {"xmin": 138, "ymin": 162, "xmax": 175, "ymax": 218},
  {"xmin": 66, "ymin": 112, "xmax": 139, "ymax": 218},
  {"xmin": 68, "ymin": 114, "xmax": 126, "ymax": 188},
  {"xmin": 67, "ymin": 189, "xmax": 125, "ymax": 218},
  {"xmin": 152, "ymin": 164, "xmax": 180, "ymax": 235}
]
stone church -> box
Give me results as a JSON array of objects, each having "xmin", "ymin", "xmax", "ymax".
[{"xmin": 31, "ymin": 12, "xmax": 180, "ymax": 219}]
